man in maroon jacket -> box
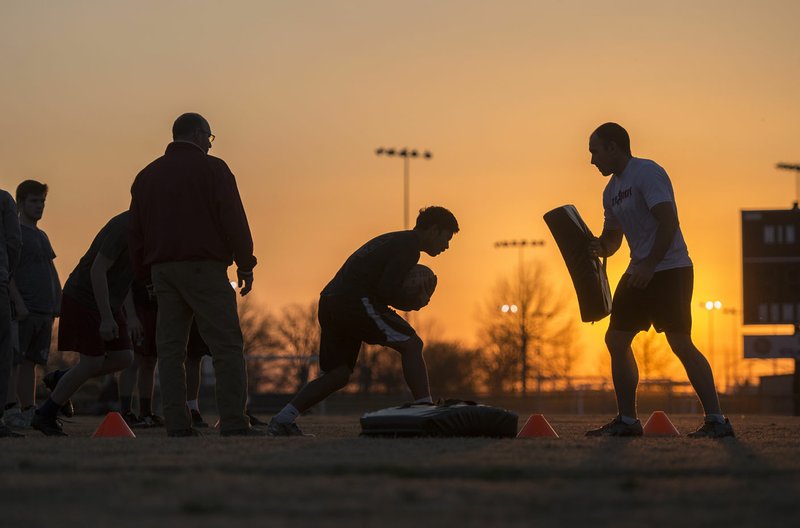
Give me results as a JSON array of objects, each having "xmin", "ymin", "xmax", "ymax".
[{"xmin": 129, "ymin": 113, "xmax": 260, "ymax": 437}]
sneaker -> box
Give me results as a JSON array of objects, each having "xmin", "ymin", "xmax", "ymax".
[
  {"xmin": 139, "ymin": 414, "xmax": 165, "ymax": 427},
  {"xmin": 220, "ymin": 426, "xmax": 267, "ymax": 437},
  {"xmin": 122, "ymin": 411, "xmax": 147, "ymax": 428},
  {"xmin": 42, "ymin": 370, "xmax": 75, "ymax": 418},
  {"xmin": 688, "ymin": 418, "xmax": 735, "ymax": 438},
  {"xmin": 267, "ymin": 418, "xmax": 314, "ymax": 437},
  {"xmin": 247, "ymin": 411, "xmax": 268, "ymax": 427},
  {"xmin": 0, "ymin": 421, "xmax": 25, "ymax": 438},
  {"xmin": 190, "ymin": 409, "xmax": 209, "ymax": 428},
  {"xmin": 31, "ymin": 411, "xmax": 68, "ymax": 436},
  {"xmin": 585, "ymin": 416, "xmax": 643, "ymax": 437},
  {"xmin": 5, "ymin": 406, "xmax": 35, "ymax": 428},
  {"xmin": 167, "ymin": 428, "xmax": 201, "ymax": 437}
]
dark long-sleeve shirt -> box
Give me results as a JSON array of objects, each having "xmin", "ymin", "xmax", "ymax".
[
  {"xmin": 322, "ymin": 230, "xmax": 420, "ymax": 307},
  {"xmin": 129, "ymin": 142, "xmax": 257, "ymax": 280}
]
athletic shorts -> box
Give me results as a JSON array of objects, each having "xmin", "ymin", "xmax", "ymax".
[
  {"xmin": 318, "ymin": 294, "xmax": 416, "ymax": 372},
  {"xmin": 610, "ymin": 266, "xmax": 693, "ymax": 334},
  {"xmin": 15, "ymin": 313, "xmax": 54, "ymax": 365},
  {"xmin": 58, "ymin": 294, "xmax": 132, "ymax": 356}
]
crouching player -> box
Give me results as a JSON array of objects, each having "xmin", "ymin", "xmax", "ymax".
[
  {"xmin": 267, "ymin": 206, "xmax": 458, "ymax": 436},
  {"xmin": 32, "ymin": 212, "xmax": 141, "ymax": 436}
]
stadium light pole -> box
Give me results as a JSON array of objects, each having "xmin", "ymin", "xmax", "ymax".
[
  {"xmin": 703, "ymin": 300, "xmax": 722, "ymax": 383},
  {"xmin": 376, "ymin": 147, "xmax": 433, "ymax": 229},
  {"xmin": 494, "ymin": 239, "xmax": 546, "ymax": 397}
]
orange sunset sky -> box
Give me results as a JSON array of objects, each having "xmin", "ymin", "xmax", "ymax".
[{"xmin": 1, "ymin": 1, "xmax": 799, "ymax": 382}]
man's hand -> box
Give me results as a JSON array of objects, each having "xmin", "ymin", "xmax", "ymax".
[
  {"xmin": 237, "ymin": 269, "xmax": 254, "ymax": 296},
  {"xmin": 99, "ymin": 316, "xmax": 119, "ymax": 342},
  {"xmin": 589, "ymin": 237, "xmax": 604, "ymax": 259},
  {"xmin": 127, "ymin": 314, "xmax": 144, "ymax": 346},
  {"xmin": 12, "ymin": 300, "xmax": 29, "ymax": 321},
  {"xmin": 628, "ymin": 261, "xmax": 656, "ymax": 289}
]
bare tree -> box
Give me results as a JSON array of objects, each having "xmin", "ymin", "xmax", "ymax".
[
  {"xmin": 633, "ymin": 328, "xmax": 679, "ymax": 381},
  {"xmin": 477, "ymin": 259, "xmax": 580, "ymax": 395},
  {"xmin": 266, "ymin": 301, "xmax": 320, "ymax": 392}
]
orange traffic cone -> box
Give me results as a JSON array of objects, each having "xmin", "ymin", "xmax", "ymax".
[
  {"xmin": 517, "ymin": 414, "xmax": 559, "ymax": 438},
  {"xmin": 643, "ymin": 411, "xmax": 680, "ymax": 437},
  {"xmin": 92, "ymin": 412, "xmax": 136, "ymax": 438}
]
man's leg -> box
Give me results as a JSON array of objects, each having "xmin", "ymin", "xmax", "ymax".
[
  {"xmin": 665, "ymin": 332, "xmax": 722, "ymax": 415},
  {"xmin": 137, "ymin": 354, "xmax": 157, "ymax": 417},
  {"xmin": 50, "ymin": 350, "xmax": 133, "ymax": 406},
  {"xmin": 118, "ymin": 354, "xmax": 139, "ymax": 416},
  {"xmin": 0, "ymin": 281, "xmax": 19, "ymax": 436},
  {"xmin": 178, "ymin": 262, "xmax": 249, "ymax": 432},
  {"xmin": 389, "ymin": 334, "xmax": 431, "ymax": 402},
  {"xmin": 289, "ymin": 364, "xmax": 352, "ymax": 413},
  {"xmin": 152, "ymin": 263, "xmax": 194, "ymax": 433},
  {"xmin": 605, "ymin": 329, "xmax": 639, "ymax": 419}
]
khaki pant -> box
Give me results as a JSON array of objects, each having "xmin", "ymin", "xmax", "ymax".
[{"xmin": 151, "ymin": 261, "xmax": 248, "ymax": 433}]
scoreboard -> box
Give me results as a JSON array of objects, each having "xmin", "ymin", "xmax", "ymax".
[{"xmin": 741, "ymin": 208, "xmax": 800, "ymax": 325}]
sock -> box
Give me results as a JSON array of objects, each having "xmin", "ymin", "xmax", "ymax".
[
  {"xmin": 120, "ymin": 396, "xmax": 132, "ymax": 414},
  {"xmin": 414, "ymin": 396, "xmax": 433, "ymax": 404},
  {"xmin": 187, "ymin": 399, "xmax": 200, "ymax": 412},
  {"xmin": 140, "ymin": 398, "xmax": 152, "ymax": 416},
  {"xmin": 620, "ymin": 415, "xmax": 638, "ymax": 425},
  {"xmin": 38, "ymin": 398, "xmax": 61, "ymax": 418},
  {"xmin": 274, "ymin": 404, "xmax": 300, "ymax": 424},
  {"xmin": 706, "ymin": 413, "xmax": 726, "ymax": 424}
]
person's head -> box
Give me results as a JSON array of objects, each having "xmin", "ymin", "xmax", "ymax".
[
  {"xmin": 172, "ymin": 112, "xmax": 214, "ymax": 153},
  {"xmin": 413, "ymin": 206, "xmax": 459, "ymax": 256},
  {"xmin": 589, "ymin": 122, "xmax": 632, "ymax": 176},
  {"xmin": 16, "ymin": 180, "xmax": 48, "ymax": 223}
]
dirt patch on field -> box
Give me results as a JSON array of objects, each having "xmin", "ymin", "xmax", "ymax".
[{"xmin": 2, "ymin": 414, "xmax": 799, "ymax": 527}]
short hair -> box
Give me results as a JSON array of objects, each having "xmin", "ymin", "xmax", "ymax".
[
  {"xmin": 592, "ymin": 122, "xmax": 631, "ymax": 156},
  {"xmin": 16, "ymin": 180, "xmax": 48, "ymax": 203},
  {"xmin": 172, "ymin": 113, "xmax": 208, "ymax": 140},
  {"xmin": 414, "ymin": 206, "xmax": 459, "ymax": 233}
]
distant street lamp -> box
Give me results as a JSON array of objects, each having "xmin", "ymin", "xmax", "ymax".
[
  {"xmin": 495, "ymin": 239, "xmax": 546, "ymax": 397},
  {"xmin": 376, "ymin": 147, "xmax": 433, "ymax": 229}
]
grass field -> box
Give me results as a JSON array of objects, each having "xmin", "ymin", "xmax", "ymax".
[{"xmin": 2, "ymin": 413, "xmax": 799, "ymax": 527}]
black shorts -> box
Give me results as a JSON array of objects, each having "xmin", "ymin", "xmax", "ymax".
[
  {"xmin": 610, "ymin": 266, "xmax": 693, "ymax": 334},
  {"xmin": 15, "ymin": 314, "xmax": 54, "ymax": 365},
  {"xmin": 318, "ymin": 295, "xmax": 416, "ymax": 372}
]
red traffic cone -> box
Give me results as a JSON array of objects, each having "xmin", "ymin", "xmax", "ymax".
[
  {"xmin": 643, "ymin": 411, "xmax": 680, "ymax": 437},
  {"xmin": 92, "ymin": 412, "xmax": 136, "ymax": 438},
  {"xmin": 517, "ymin": 414, "xmax": 559, "ymax": 438}
]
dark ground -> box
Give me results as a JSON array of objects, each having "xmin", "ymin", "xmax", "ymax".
[{"xmin": 1, "ymin": 413, "xmax": 798, "ymax": 528}]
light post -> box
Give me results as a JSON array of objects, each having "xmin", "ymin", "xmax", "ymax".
[
  {"xmin": 720, "ymin": 307, "xmax": 738, "ymax": 392},
  {"xmin": 495, "ymin": 239, "xmax": 545, "ymax": 397},
  {"xmin": 703, "ymin": 300, "xmax": 722, "ymax": 381},
  {"xmin": 375, "ymin": 147, "xmax": 432, "ymax": 229}
]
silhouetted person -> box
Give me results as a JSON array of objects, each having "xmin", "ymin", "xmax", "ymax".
[
  {"xmin": 129, "ymin": 113, "xmax": 259, "ymax": 437},
  {"xmin": 5, "ymin": 180, "xmax": 61, "ymax": 429},
  {"xmin": 0, "ymin": 187, "xmax": 22, "ymax": 438},
  {"xmin": 268, "ymin": 206, "xmax": 458, "ymax": 436},
  {"xmin": 31, "ymin": 211, "xmax": 142, "ymax": 436},
  {"xmin": 585, "ymin": 122, "xmax": 733, "ymax": 438}
]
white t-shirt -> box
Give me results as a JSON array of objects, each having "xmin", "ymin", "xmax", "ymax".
[{"xmin": 602, "ymin": 157, "xmax": 692, "ymax": 273}]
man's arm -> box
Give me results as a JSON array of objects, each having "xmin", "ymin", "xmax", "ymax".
[
  {"xmin": 89, "ymin": 253, "xmax": 119, "ymax": 341},
  {"xmin": 590, "ymin": 228, "xmax": 624, "ymax": 259},
  {"xmin": 214, "ymin": 163, "xmax": 256, "ymax": 296},
  {"xmin": 9, "ymin": 278, "xmax": 28, "ymax": 320},
  {"xmin": 50, "ymin": 261, "xmax": 62, "ymax": 316},
  {"xmin": 123, "ymin": 288, "xmax": 143, "ymax": 346},
  {"xmin": 627, "ymin": 202, "xmax": 679, "ymax": 289},
  {"xmin": 2, "ymin": 192, "xmax": 21, "ymax": 275}
]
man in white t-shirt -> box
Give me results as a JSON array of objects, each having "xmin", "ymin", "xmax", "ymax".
[{"xmin": 585, "ymin": 122, "xmax": 734, "ymax": 438}]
